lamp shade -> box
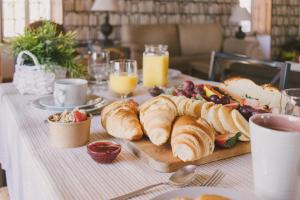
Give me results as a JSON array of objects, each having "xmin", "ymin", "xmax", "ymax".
[
  {"xmin": 91, "ymin": 0, "xmax": 120, "ymax": 11},
  {"xmin": 230, "ymin": 6, "xmax": 251, "ymax": 23}
]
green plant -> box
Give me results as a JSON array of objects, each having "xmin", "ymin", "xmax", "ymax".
[{"xmin": 12, "ymin": 21, "xmax": 86, "ymax": 78}]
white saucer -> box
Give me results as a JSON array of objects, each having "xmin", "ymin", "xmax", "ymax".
[
  {"xmin": 32, "ymin": 95, "xmax": 108, "ymax": 112},
  {"xmin": 39, "ymin": 95, "xmax": 103, "ymax": 110}
]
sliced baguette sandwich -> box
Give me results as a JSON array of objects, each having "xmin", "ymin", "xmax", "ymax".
[{"xmin": 217, "ymin": 77, "xmax": 282, "ymax": 111}]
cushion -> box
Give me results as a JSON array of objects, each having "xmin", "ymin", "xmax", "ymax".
[
  {"xmin": 120, "ymin": 24, "xmax": 180, "ymax": 56},
  {"xmin": 178, "ymin": 24, "xmax": 223, "ymax": 56}
]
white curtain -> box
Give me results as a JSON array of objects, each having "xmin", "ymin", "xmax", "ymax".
[
  {"xmin": 50, "ymin": 0, "xmax": 63, "ymax": 24},
  {"xmin": 251, "ymin": 0, "xmax": 272, "ymax": 35}
]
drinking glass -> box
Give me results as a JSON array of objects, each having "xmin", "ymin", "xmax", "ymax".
[
  {"xmin": 280, "ymin": 88, "xmax": 300, "ymax": 116},
  {"xmin": 109, "ymin": 59, "xmax": 138, "ymax": 99},
  {"xmin": 88, "ymin": 50, "xmax": 110, "ymax": 89}
]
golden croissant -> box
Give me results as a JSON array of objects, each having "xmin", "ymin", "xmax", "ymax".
[
  {"xmin": 101, "ymin": 100, "xmax": 143, "ymax": 140},
  {"xmin": 171, "ymin": 115, "xmax": 215, "ymax": 162},
  {"xmin": 139, "ymin": 96, "xmax": 177, "ymax": 146},
  {"xmin": 167, "ymin": 95, "xmax": 205, "ymax": 118}
]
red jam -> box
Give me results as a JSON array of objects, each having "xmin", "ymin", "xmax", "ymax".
[{"xmin": 87, "ymin": 141, "xmax": 121, "ymax": 163}]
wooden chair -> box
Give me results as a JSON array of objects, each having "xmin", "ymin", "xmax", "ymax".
[{"xmin": 208, "ymin": 51, "xmax": 291, "ymax": 89}]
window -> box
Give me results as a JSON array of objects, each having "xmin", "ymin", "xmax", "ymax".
[
  {"xmin": 1, "ymin": 0, "xmax": 51, "ymax": 38},
  {"xmin": 239, "ymin": 0, "xmax": 251, "ymax": 32}
]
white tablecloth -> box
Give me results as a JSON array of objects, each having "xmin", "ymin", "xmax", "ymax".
[{"xmin": 0, "ymin": 75, "xmax": 254, "ymax": 200}]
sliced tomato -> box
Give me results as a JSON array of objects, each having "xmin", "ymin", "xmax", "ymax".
[
  {"xmin": 74, "ymin": 111, "xmax": 87, "ymax": 122},
  {"xmin": 215, "ymin": 132, "xmax": 241, "ymax": 148}
]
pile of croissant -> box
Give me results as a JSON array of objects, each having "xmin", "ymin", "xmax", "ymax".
[{"xmin": 101, "ymin": 95, "xmax": 249, "ymax": 162}]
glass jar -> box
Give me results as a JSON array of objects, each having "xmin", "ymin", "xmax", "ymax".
[{"xmin": 143, "ymin": 44, "xmax": 169, "ymax": 87}]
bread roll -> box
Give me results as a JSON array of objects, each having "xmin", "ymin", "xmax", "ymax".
[
  {"xmin": 139, "ymin": 96, "xmax": 177, "ymax": 145},
  {"xmin": 101, "ymin": 100, "xmax": 143, "ymax": 140},
  {"xmin": 171, "ymin": 116, "xmax": 215, "ymax": 162}
]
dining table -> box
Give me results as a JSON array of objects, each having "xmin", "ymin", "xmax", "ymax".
[{"xmin": 0, "ymin": 74, "xmax": 254, "ymax": 200}]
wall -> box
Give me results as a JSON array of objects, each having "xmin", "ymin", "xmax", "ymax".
[
  {"xmin": 271, "ymin": 0, "xmax": 300, "ymax": 58},
  {"xmin": 63, "ymin": 0, "xmax": 300, "ymax": 59},
  {"xmin": 63, "ymin": 0, "xmax": 239, "ymax": 43}
]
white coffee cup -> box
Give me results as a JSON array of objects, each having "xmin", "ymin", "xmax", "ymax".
[
  {"xmin": 250, "ymin": 113, "xmax": 300, "ymax": 200},
  {"xmin": 53, "ymin": 79, "xmax": 88, "ymax": 106}
]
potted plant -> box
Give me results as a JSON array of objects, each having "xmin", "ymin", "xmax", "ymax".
[{"xmin": 12, "ymin": 20, "xmax": 86, "ymax": 78}]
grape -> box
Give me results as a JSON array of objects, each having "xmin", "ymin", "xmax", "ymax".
[
  {"xmin": 219, "ymin": 96, "xmax": 230, "ymax": 105},
  {"xmin": 184, "ymin": 91, "xmax": 193, "ymax": 98},
  {"xmin": 194, "ymin": 84, "xmax": 204, "ymax": 94},
  {"xmin": 183, "ymin": 80, "xmax": 194, "ymax": 92},
  {"xmin": 209, "ymin": 95, "xmax": 220, "ymax": 104},
  {"xmin": 238, "ymin": 105, "xmax": 254, "ymax": 120},
  {"xmin": 176, "ymin": 89, "xmax": 186, "ymax": 96}
]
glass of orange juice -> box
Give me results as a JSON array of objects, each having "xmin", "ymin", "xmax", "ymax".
[
  {"xmin": 143, "ymin": 44, "xmax": 169, "ymax": 87},
  {"xmin": 109, "ymin": 59, "xmax": 138, "ymax": 99}
]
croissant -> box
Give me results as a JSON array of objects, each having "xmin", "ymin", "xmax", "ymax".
[
  {"xmin": 167, "ymin": 95, "xmax": 205, "ymax": 118},
  {"xmin": 171, "ymin": 116, "xmax": 215, "ymax": 162},
  {"xmin": 139, "ymin": 96, "xmax": 177, "ymax": 145},
  {"xmin": 101, "ymin": 100, "xmax": 143, "ymax": 140}
]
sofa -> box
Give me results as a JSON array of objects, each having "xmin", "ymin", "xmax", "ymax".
[{"xmin": 120, "ymin": 24, "xmax": 264, "ymax": 77}]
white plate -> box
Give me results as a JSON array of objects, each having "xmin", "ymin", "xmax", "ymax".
[
  {"xmin": 39, "ymin": 95, "xmax": 104, "ymax": 110},
  {"xmin": 152, "ymin": 187, "xmax": 261, "ymax": 200},
  {"xmin": 138, "ymin": 69, "xmax": 182, "ymax": 80},
  {"xmin": 32, "ymin": 96, "xmax": 108, "ymax": 113}
]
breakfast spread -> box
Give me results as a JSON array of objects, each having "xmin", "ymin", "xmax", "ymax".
[
  {"xmin": 101, "ymin": 92, "xmax": 252, "ymax": 162},
  {"xmin": 50, "ymin": 108, "xmax": 88, "ymax": 123},
  {"xmin": 99, "ymin": 78, "xmax": 280, "ymax": 163},
  {"xmin": 101, "ymin": 99, "xmax": 143, "ymax": 140}
]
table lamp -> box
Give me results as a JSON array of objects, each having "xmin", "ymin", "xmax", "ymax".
[
  {"xmin": 230, "ymin": 6, "xmax": 251, "ymax": 39},
  {"xmin": 91, "ymin": 0, "xmax": 120, "ymax": 46}
]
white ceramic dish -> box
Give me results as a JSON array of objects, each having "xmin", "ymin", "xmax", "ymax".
[
  {"xmin": 138, "ymin": 69, "xmax": 182, "ymax": 80},
  {"xmin": 152, "ymin": 187, "xmax": 261, "ymax": 200},
  {"xmin": 32, "ymin": 96, "xmax": 108, "ymax": 112},
  {"xmin": 38, "ymin": 95, "xmax": 104, "ymax": 109}
]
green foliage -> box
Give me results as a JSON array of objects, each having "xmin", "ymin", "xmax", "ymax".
[{"xmin": 12, "ymin": 21, "xmax": 86, "ymax": 78}]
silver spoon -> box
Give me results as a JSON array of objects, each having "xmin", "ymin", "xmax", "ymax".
[{"xmin": 110, "ymin": 165, "xmax": 197, "ymax": 200}]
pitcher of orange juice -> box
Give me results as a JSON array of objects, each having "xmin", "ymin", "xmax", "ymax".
[{"xmin": 143, "ymin": 45, "xmax": 169, "ymax": 87}]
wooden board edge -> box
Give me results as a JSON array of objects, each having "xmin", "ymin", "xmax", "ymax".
[
  {"xmin": 124, "ymin": 140, "xmax": 176, "ymax": 173},
  {"xmin": 126, "ymin": 140, "xmax": 251, "ymax": 173}
]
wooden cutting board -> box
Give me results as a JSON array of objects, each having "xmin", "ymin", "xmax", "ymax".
[{"xmin": 125, "ymin": 138, "xmax": 251, "ymax": 173}]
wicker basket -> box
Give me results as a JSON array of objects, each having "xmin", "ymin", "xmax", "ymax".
[{"xmin": 13, "ymin": 51, "xmax": 56, "ymax": 95}]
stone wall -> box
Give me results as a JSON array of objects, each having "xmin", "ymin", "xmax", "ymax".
[
  {"xmin": 63, "ymin": 0, "xmax": 300, "ymax": 59},
  {"xmin": 63, "ymin": 0, "xmax": 239, "ymax": 42},
  {"xmin": 271, "ymin": 0, "xmax": 300, "ymax": 57}
]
